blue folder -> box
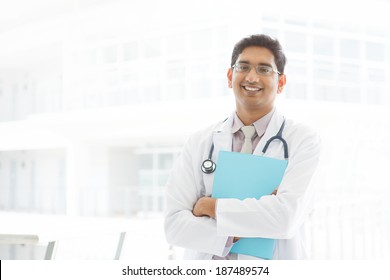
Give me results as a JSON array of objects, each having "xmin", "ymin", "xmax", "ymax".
[{"xmin": 212, "ymin": 151, "xmax": 288, "ymax": 259}]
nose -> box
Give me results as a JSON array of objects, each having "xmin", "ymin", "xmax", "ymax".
[{"xmin": 244, "ymin": 67, "xmax": 260, "ymax": 83}]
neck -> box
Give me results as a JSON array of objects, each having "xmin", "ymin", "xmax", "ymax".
[{"xmin": 236, "ymin": 107, "xmax": 273, "ymax": 125}]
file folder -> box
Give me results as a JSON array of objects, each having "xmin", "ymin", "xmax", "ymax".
[{"xmin": 212, "ymin": 151, "xmax": 288, "ymax": 259}]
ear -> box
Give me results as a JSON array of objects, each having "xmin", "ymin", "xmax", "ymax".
[
  {"xmin": 227, "ymin": 68, "xmax": 233, "ymax": 88},
  {"xmin": 277, "ymin": 74, "xmax": 286, "ymax": 94}
]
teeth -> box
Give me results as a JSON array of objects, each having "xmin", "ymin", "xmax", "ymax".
[{"xmin": 244, "ymin": 86, "xmax": 261, "ymax": 91}]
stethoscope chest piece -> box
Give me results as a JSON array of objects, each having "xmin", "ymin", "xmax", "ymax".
[{"xmin": 201, "ymin": 159, "xmax": 216, "ymax": 174}]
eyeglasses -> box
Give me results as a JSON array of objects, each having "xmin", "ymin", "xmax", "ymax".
[{"xmin": 232, "ymin": 62, "xmax": 281, "ymax": 76}]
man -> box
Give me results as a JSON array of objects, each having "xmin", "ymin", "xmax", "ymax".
[{"xmin": 164, "ymin": 34, "xmax": 321, "ymax": 260}]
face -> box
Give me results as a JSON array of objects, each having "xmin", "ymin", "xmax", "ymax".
[{"xmin": 227, "ymin": 46, "xmax": 286, "ymax": 115}]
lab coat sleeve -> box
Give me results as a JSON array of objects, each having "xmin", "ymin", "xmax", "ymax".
[
  {"xmin": 164, "ymin": 136, "xmax": 230, "ymax": 257},
  {"xmin": 216, "ymin": 126, "xmax": 321, "ymax": 239}
]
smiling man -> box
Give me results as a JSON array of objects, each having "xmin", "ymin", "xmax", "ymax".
[{"xmin": 165, "ymin": 34, "xmax": 321, "ymax": 260}]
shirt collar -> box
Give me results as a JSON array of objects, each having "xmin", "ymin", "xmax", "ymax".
[{"xmin": 232, "ymin": 107, "xmax": 275, "ymax": 137}]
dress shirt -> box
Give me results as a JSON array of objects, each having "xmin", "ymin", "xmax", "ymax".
[{"xmin": 231, "ymin": 108, "xmax": 275, "ymax": 153}]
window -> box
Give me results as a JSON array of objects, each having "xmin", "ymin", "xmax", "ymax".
[
  {"xmin": 166, "ymin": 60, "xmax": 186, "ymax": 80},
  {"xmin": 366, "ymin": 42, "xmax": 385, "ymax": 61},
  {"xmin": 123, "ymin": 42, "xmax": 138, "ymax": 61},
  {"xmin": 339, "ymin": 63, "xmax": 359, "ymax": 82},
  {"xmin": 366, "ymin": 68, "xmax": 385, "ymax": 82},
  {"xmin": 287, "ymin": 82, "xmax": 307, "ymax": 99},
  {"xmin": 287, "ymin": 59, "xmax": 307, "ymax": 77},
  {"xmin": 166, "ymin": 33, "xmax": 186, "ymax": 55},
  {"xmin": 190, "ymin": 29, "xmax": 212, "ymax": 52},
  {"xmin": 285, "ymin": 31, "xmax": 307, "ymax": 52},
  {"xmin": 313, "ymin": 36, "xmax": 334, "ymax": 56},
  {"xmin": 103, "ymin": 45, "xmax": 118, "ymax": 64},
  {"xmin": 340, "ymin": 39, "xmax": 360, "ymax": 59},
  {"xmin": 143, "ymin": 38, "xmax": 162, "ymax": 58},
  {"xmin": 313, "ymin": 61, "xmax": 334, "ymax": 80}
]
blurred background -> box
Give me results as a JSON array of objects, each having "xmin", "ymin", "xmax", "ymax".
[{"xmin": 0, "ymin": 0, "xmax": 389, "ymax": 260}]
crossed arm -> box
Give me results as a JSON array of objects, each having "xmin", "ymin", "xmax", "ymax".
[{"xmin": 192, "ymin": 187, "xmax": 278, "ymax": 218}]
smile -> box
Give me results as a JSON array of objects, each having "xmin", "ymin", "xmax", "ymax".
[{"xmin": 242, "ymin": 85, "xmax": 263, "ymax": 92}]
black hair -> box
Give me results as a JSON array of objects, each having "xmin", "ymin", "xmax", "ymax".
[{"xmin": 230, "ymin": 34, "xmax": 287, "ymax": 74}]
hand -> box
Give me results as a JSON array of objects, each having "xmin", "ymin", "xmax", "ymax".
[
  {"xmin": 192, "ymin": 197, "xmax": 217, "ymax": 218},
  {"xmin": 271, "ymin": 186, "xmax": 279, "ymax": 195}
]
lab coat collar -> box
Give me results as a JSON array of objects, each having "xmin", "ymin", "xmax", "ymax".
[
  {"xmin": 211, "ymin": 112, "xmax": 235, "ymax": 156},
  {"xmin": 211, "ymin": 109, "xmax": 285, "ymax": 156},
  {"xmin": 253, "ymin": 109, "xmax": 285, "ymax": 156}
]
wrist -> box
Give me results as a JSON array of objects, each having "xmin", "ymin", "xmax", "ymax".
[{"xmin": 204, "ymin": 197, "xmax": 216, "ymax": 218}]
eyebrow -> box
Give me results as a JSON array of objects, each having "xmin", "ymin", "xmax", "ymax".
[{"xmin": 238, "ymin": 60, "xmax": 273, "ymax": 68}]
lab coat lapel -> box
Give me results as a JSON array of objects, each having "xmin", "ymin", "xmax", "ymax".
[
  {"xmin": 203, "ymin": 113, "xmax": 234, "ymax": 196},
  {"xmin": 211, "ymin": 112, "xmax": 234, "ymax": 156},
  {"xmin": 253, "ymin": 109, "xmax": 285, "ymax": 158}
]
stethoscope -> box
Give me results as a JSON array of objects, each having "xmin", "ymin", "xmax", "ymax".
[{"xmin": 201, "ymin": 119, "xmax": 289, "ymax": 174}]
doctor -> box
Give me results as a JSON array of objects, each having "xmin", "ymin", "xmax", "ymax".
[{"xmin": 164, "ymin": 34, "xmax": 321, "ymax": 260}]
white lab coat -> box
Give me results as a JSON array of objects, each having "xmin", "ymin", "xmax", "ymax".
[{"xmin": 164, "ymin": 109, "xmax": 321, "ymax": 260}]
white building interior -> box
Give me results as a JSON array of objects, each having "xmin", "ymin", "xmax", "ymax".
[{"xmin": 0, "ymin": 0, "xmax": 390, "ymax": 259}]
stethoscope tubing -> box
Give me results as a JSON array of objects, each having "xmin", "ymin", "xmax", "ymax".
[{"xmin": 201, "ymin": 119, "xmax": 288, "ymax": 174}]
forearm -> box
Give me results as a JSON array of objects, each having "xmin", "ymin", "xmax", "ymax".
[
  {"xmin": 192, "ymin": 197, "xmax": 217, "ymax": 218},
  {"xmin": 165, "ymin": 197, "xmax": 229, "ymax": 256}
]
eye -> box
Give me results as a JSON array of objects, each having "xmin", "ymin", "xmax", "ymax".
[
  {"xmin": 257, "ymin": 66, "xmax": 272, "ymax": 74},
  {"xmin": 236, "ymin": 63, "xmax": 251, "ymax": 72}
]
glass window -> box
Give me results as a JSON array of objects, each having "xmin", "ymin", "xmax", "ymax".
[
  {"xmin": 123, "ymin": 42, "xmax": 138, "ymax": 61},
  {"xmin": 366, "ymin": 68, "xmax": 385, "ymax": 82},
  {"xmin": 285, "ymin": 32, "xmax": 307, "ymax": 52},
  {"xmin": 166, "ymin": 33, "xmax": 186, "ymax": 55},
  {"xmin": 122, "ymin": 67, "xmax": 138, "ymax": 84},
  {"xmin": 366, "ymin": 42, "xmax": 385, "ymax": 61},
  {"xmin": 166, "ymin": 60, "xmax": 185, "ymax": 80},
  {"xmin": 103, "ymin": 45, "xmax": 118, "ymax": 64},
  {"xmin": 138, "ymin": 172, "xmax": 153, "ymax": 187},
  {"xmin": 122, "ymin": 86, "xmax": 140, "ymax": 104},
  {"xmin": 313, "ymin": 61, "xmax": 334, "ymax": 80},
  {"xmin": 104, "ymin": 68, "xmax": 119, "ymax": 87},
  {"xmin": 158, "ymin": 153, "xmax": 174, "ymax": 169},
  {"xmin": 143, "ymin": 38, "xmax": 162, "ymax": 58},
  {"xmin": 366, "ymin": 86, "xmax": 384, "ymax": 104},
  {"xmin": 215, "ymin": 78, "xmax": 227, "ymax": 96},
  {"xmin": 287, "ymin": 59, "xmax": 307, "ymax": 76},
  {"xmin": 339, "ymin": 64, "xmax": 359, "ymax": 82},
  {"xmin": 365, "ymin": 26, "xmax": 386, "ymax": 37},
  {"xmin": 287, "ymin": 82, "xmax": 307, "ymax": 99},
  {"xmin": 165, "ymin": 82, "xmax": 185, "ymax": 101},
  {"xmin": 315, "ymin": 84, "xmax": 340, "ymax": 102},
  {"xmin": 190, "ymin": 29, "xmax": 212, "ymax": 52},
  {"xmin": 339, "ymin": 87, "xmax": 360, "ymax": 103},
  {"xmin": 190, "ymin": 79, "xmax": 212, "ymax": 98},
  {"xmin": 215, "ymin": 26, "xmax": 229, "ymax": 51},
  {"xmin": 340, "ymin": 39, "xmax": 360, "ymax": 59},
  {"xmin": 313, "ymin": 36, "xmax": 334, "ymax": 56},
  {"xmin": 80, "ymin": 49, "xmax": 98, "ymax": 66},
  {"xmin": 157, "ymin": 173, "xmax": 169, "ymax": 186},
  {"xmin": 138, "ymin": 154, "xmax": 153, "ymax": 169},
  {"xmin": 190, "ymin": 61, "xmax": 210, "ymax": 79},
  {"xmin": 340, "ymin": 24, "xmax": 360, "ymax": 34},
  {"xmin": 142, "ymin": 84, "xmax": 161, "ymax": 102}
]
